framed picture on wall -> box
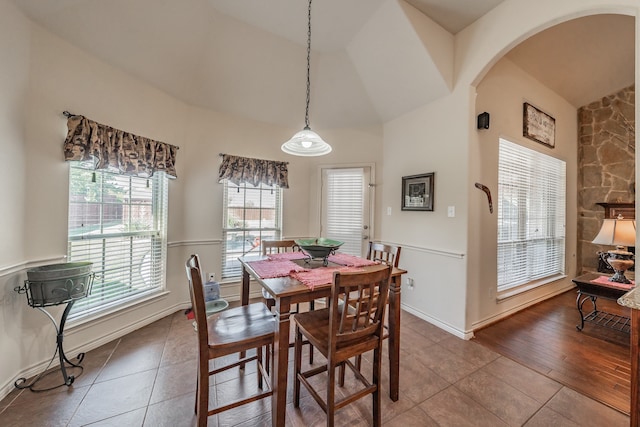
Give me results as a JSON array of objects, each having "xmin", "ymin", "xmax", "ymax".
[
  {"xmin": 402, "ymin": 173, "xmax": 434, "ymax": 211},
  {"xmin": 523, "ymin": 102, "xmax": 556, "ymax": 148}
]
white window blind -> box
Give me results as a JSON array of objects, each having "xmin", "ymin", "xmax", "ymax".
[
  {"xmin": 222, "ymin": 181, "xmax": 282, "ymax": 279},
  {"xmin": 497, "ymin": 138, "xmax": 566, "ymax": 293},
  {"xmin": 67, "ymin": 165, "xmax": 168, "ymax": 317},
  {"xmin": 323, "ymin": 168, "xmax": 365, "ymax": 256}
]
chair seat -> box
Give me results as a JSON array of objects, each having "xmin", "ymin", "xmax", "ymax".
[
  {"xmin": 294, "ymin": 308, "xmax": 380, "ymax": 363},
  {"xmin": 207, "ymin": 303, "xmax": 275, "ymax": 356}
]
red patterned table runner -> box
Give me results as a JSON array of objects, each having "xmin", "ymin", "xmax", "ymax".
[
  {"xmin": 266, "ymin": 252, "xmax": 307, "ymax": 261},
  {"xmin": 328, "ymin": 252, "xmax": 379, "ymax": 267},
  {"xmin": 290, "ymin": 266, "xmax": 363, "ymax": 290},
  {"xmin": 246, "ymin": 259, "xmax": 308, "ymax": 279},
  {"xmin": 591, "ymin": 275, "xmax": 635, "ymax": 290}
]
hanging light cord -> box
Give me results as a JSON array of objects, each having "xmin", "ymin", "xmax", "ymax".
[{"xmin": 304, "ymin": 0, "xmax": 312, "ymax": 130}]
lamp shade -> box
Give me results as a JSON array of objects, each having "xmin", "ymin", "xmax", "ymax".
[
  {"xmin": 592, "ymin": 218, "xmax": 636, "ymax": 247},
  {"xmin": 281, "ymin": 127, "xmax": 332, "ymax": 157}
]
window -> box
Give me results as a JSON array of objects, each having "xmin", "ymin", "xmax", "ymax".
[
  {"xmin": 67, "ymin": 164, "xmax": 168, "ymax": 318},
  {"xmin": 497, "ymin": 138, "xmax": 566, "ymax": 294},
  {"xmin": 222, "ymin": 181, "xmax": 282, "ymax": 279}
]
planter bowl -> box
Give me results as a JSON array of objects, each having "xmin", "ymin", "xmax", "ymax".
[
  {"xmin": 295, "ymin": 238, "xmax": 344, "ymax": 260},
  {"xmin": 26, "ymin": 262, "xmax": 93, "ymax": 307}
]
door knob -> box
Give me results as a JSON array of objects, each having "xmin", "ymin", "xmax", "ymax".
[{"xmin": 363, "ymin": 236, "xmax": 369, "ymax": 240}]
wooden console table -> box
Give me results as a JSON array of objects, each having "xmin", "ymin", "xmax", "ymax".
[{"xmin": 572, "ymin": 273, "xmax": 633, "ymax": 333}]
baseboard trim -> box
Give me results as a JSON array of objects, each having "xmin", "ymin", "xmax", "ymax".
[
  {"xmin": 471, "ymin": 284, "xmax": 575, "ymax": 331},
  {"xmin": 401, "ymin": 304, "xmax": 474, "ymax": 340},
  {"xmin": 0, "ymin": 302, "xmax": 190, "ymax": 402}
]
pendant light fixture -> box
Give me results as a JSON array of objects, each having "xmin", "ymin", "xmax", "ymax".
[{"xmin": 281, "ymin": 0, "xmax": 332, "ymax": 156}]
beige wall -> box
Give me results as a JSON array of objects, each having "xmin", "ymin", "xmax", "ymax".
[
  {"xmin": 470, "ymin": 57, "xmax": 578, "ymax": 329},
  {"xmin": 382, "ymin": 88, "xmax": 470, "ymax": 335},
  {"xmin": 0, "ymin": 0, "xmax": 29, "ymax": 265},
  {"xmin": 0, "ymin": 0, "xmax": 35, "ymax": 403}
]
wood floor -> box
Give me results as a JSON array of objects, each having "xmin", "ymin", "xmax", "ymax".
[{"xmin": 473, "ymin": 288, "xmax": 631, "ymax": 415}]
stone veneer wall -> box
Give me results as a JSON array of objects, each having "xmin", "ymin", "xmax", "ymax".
[{"xmin": 578, "ymin": 84, "xmax": 635, "ymax": 273}]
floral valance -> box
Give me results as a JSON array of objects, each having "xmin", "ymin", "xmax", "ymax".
[
  {"xmin": 218, "ymin": 154, "xmax": 289, "ymax": 189},
  {"xmin": 63, "ymin": 114, "xmax": 179, "ymax": 178}
]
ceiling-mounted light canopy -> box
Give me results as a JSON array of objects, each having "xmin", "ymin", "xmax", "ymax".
[{"xmin": 281, "ymin": 0, "xmax": 331, "ymax": 157}]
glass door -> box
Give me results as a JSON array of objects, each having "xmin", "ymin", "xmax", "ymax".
[{"xmin": 320, "ymin": 166, "xmax": 372, "ymax": 256}]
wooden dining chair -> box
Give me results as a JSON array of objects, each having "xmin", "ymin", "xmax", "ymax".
[
  {"xmin": 293, "ymin": 264, "xmax": 392, "ymax": 427},
  {"xmin": 262, "ymin": 238, "xmax": 300, "ymax": 255},
  {"xmin": 261, "ymin": 239, "xmax": 315, "ymax": 363},
  {"xmin": 367, "ymin": 241, "xmax": 402, "ymax": 268},
  {"xmin": 352, "ymin": 242, "xmax": 402, "ymax": 372},
  {"xmin": 185, "ymin": 254, "xmax": 274, "ymax": 427},
  {"xmin": 261, "ymin": 239, "xmax": 303, "ymax": 311}
]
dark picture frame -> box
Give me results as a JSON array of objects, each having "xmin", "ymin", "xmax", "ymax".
[
  {"xmin": 523, "ymin": 102, "xmax": 555, "ymax": 148},
  {"xmin": 402, "ymin": 173, "xmax": 434, "ymax": 211}
]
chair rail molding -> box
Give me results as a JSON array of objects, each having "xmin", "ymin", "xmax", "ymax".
[
  {"xmin": 168, "ymin": 239, "xmax": 223, "ymax": 248},
  {"xmin": 0, "ymin": 256, "xmax": 67, "ymax": 278},
  {"xmin": 384, "ymin": 242, "xmax": 465, "ymax": 259}
]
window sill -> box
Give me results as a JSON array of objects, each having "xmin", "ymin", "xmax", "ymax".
[
  {"xmin": 497, "ymin": 274, "xmax": 566, "ymax": 301},
  {"xmin": 67, "ymin": 289, "xmax": 170, "ymax": 331}
]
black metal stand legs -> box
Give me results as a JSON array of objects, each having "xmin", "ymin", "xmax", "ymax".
[
  {"xmin": 54, "ymin": 301, "xmax": 85, "ymax": 385},
  {"xmin": 576, "ymin": 292, "xmax": 596, "ymax": 331},
  {"xmin": 575, "ymin": 290, "xmax": 631, "ymax": 333},
  {"xmin": 14, "ymin": 300, "xmax": 85, "ymax": 392}
]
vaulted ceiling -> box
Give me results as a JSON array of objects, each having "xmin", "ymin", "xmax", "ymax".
[{"xmin": 10, "ymin": 0, "xmax": 635, "ymax": 129}]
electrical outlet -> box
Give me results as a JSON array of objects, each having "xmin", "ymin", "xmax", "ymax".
[{"xmin": 406, "ymin": 277, "xmax": 414, "ymax": 290}]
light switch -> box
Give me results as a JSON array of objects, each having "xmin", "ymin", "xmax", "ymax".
[
  {"xmin": 386, "ymin": 206, "xmax": 392, "ymax": 216},
  {"xmin": 447, "ymin": 206, "xmax": 455, "ymax": 217}
]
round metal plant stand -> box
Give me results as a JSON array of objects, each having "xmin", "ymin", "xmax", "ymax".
[{"xmin": 14, "ymin": 263, "xmax": 93, "ymax": 392}]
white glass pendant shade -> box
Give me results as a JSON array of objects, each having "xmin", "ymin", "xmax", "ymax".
[
  {"xmin": 281, "ymin": 0, "xmax": 331, "ymax": 157},
  {"xmin": 281, "ymin": 127, "xmax": 332, "ymax": 156}
]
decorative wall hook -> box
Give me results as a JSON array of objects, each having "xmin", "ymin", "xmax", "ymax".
[{"xmin": 474, "ymin": 183, "xmax": 493, "ymax": 213}]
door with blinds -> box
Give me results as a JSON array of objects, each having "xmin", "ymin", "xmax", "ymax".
[{"xmin": 321, "ymin": 167, "xmax": 372, "ymax": 256}]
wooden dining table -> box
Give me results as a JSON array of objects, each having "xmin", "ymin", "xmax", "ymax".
[{"xmin": 239, "ymin": 254, "xmax": 407, "ymax": 427}]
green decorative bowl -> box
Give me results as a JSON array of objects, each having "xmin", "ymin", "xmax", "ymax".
[{"xmin": 295, "ymin": 238, "xmax": 344, "ymax": 261}]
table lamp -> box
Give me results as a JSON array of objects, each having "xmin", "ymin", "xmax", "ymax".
[{"xmin": 592, "ymin": 215, "xmax": 636, "ymax": 284}]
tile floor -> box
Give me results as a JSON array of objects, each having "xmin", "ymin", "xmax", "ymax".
[{"xmin": 0, "ymin": 307, "xmax": 630, "ymax": 426}]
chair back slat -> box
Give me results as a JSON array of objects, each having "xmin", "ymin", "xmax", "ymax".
[
  {"xmin": 330, "ymin": 265, "xmax": 392, "ymax": 347},
  {"xmin": 262, "ymin": 239, "xmax": 300, "ymax": 255},
  {"xmin": 185, "ymin": 254, "xmax": 209, "ymax": 349},
  {"xmin": 366, "ymin": 242, "xmax": 401, "ymax": 267}
]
